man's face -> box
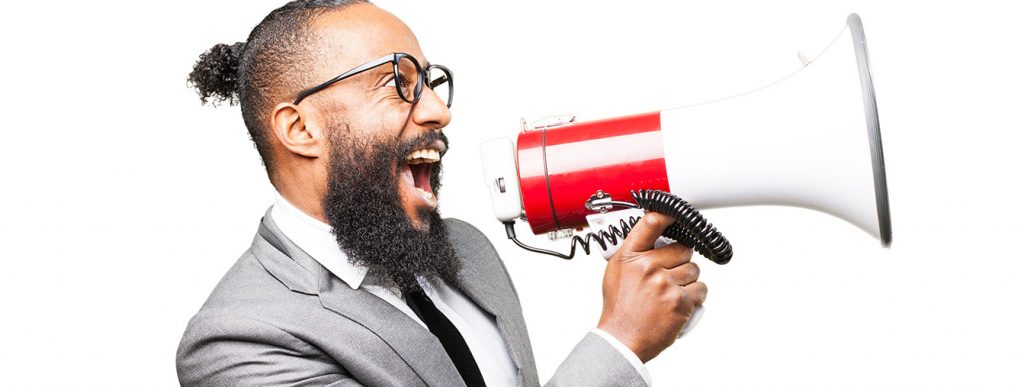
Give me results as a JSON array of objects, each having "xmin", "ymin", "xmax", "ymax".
[
  {"xmin": 301, "ymin": 4, "xmax": 461, "ymax": 291},
  {"xmin": 306, "ymin": 4, "xmax": 452, "ymax": 231}
]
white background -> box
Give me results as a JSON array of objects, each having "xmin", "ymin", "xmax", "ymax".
[{"xmin": 2, "ymin": 1, "xmax": 1022, "ymax": 386}]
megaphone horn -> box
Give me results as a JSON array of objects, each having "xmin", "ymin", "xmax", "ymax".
[{"xmin": 481, "ymin": 13, "xmax": 891, "ymax": 263}]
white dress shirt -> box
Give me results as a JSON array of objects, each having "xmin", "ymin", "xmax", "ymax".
[{"xmin": 270, "ymin": 192, "xmax": 651, "ymax": 386}]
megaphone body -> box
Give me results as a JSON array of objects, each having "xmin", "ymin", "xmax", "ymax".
[{"xmin": 482, "ymin": 14, "xmax": 891, "ymax": 255}]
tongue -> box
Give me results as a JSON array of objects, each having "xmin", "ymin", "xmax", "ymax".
[{"xmin": 411, "ymin": 163, "xmax": 432, "ymax": 194}]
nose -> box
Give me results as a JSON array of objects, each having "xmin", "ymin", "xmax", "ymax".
[{"xmin": 411, "ymin": 86, "xmax": 451, "ymax": 131}]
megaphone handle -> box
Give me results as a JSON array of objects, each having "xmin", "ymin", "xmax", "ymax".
[{"xmin": 678, "ymin": 305, "xmax": 704, "ymax": 338}]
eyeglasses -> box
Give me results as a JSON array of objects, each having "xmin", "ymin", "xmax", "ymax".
[{"xmin": 293, "ymin": 52, "xmax": 453, "ymax": 108}]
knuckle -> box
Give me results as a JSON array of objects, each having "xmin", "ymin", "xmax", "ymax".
[
  {"xmin": 651, "ymin": 271, "xmax": 670, "ymax": 289},
  {"xmin": 675, "ymin": 288, "xmax": 690, "ymax": 310},
  {"xmin": 666, "ymin": 284, "xmax": 684, "ymax": 304},
  {"xmin": 636, "ymin": 257, "xmax": 657, "ymax": 274}
]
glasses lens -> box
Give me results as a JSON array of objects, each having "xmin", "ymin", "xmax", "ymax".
[
  {"xmin": 395, "ymin": 56, "xmax": 421, "ymax": 103},
  {"xmin": 427, "ymin": 65, "xmax": 453, "ymax": 108}
]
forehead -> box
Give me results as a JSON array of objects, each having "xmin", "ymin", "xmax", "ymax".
[{"xmin": 310, "ymin": 4, "xmax": 426, "ymax": 76}]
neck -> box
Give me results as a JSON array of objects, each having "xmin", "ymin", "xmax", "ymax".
[
  {"xmin": 271, "ymin": 156, "xmax": 330, "ymax": 223},
  {"xmin": 275, "ymin": 183, "xmax": 328, "ymax": 224}
]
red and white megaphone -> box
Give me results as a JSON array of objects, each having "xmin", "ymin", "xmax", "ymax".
[{"xmin": 481, "ymin": 14, "xmax": 891, "ymax": 263}]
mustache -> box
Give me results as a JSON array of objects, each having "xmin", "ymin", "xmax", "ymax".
[{"xmin": 398, "ymin": 131, "xmax": 449, "ymax": 160}]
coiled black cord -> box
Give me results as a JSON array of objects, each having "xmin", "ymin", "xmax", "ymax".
[
  {"xmin": 504, "ymin": 189, "xmax": 733, "ymax": 264},
  {"xmin": 633, "ymin": 190, "xmax": 732, "ymax": 264}
]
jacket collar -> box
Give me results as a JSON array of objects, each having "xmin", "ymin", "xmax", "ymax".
[
  {"xmin": 253, "ymin": 209, "xmax": 464, "ymax": 386},
  {"xmin": 269, "ymin": 192, "xmax": 369, "ymax": 290},
  {"xmin": 252, "ymin": 209, "xmax": 534, "ymax": 386}
]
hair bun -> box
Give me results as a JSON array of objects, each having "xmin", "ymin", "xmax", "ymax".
[{"xmin": 188, "ymin": 41, "xmax": 245, "ymax": 105}]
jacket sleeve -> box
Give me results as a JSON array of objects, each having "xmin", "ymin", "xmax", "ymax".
[
  {"xmin": 176, "ymin": 313, "xmax": 362, "ymax": 387},
  {"xmin": 544, "ymin": 332, "xmax": 649, "ymax": 387}
]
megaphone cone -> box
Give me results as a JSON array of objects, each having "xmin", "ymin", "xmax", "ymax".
[
  {"xmin": 481, "ymin": 13, "xmax": 891, "ymax": 251},
  {"xmin": 661, "ymin": 13, "xmax": 891, "ymax": 245}
]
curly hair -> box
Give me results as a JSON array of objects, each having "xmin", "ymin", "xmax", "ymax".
[{"xmin": 187, "ymin": 0, "xmax": 369, "ymax": 181}]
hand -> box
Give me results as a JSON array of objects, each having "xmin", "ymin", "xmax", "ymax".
[{"xmin": 597, "ymin": 212, "xmax": 708, "ymax": 363}]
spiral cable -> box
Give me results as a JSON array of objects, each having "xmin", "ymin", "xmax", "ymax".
[
  {"xmin": 632, "ymin": 189, "xmax": 732, "ymax": 264},
  {"xmin": 566, "ymin": 216, "xmax": 642, "ymax": 257},
  {"xmin": 504, "ymin": 189, "xmax": 733, "ymax": 264}
]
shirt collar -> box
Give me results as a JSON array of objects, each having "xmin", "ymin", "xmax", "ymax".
[{"xmin": 270, "ymin": 191, "xmax": 368, "ymax": 290}]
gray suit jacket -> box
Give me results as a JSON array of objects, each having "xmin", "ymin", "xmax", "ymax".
[{"xmin": 176, "ymin": 211, "xmax": 646, "ymax": 386}]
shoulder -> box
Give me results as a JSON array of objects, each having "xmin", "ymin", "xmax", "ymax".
[
  {"xmin": 201, "ymin": 250, "xmax": 313, "ymax": 310},
  {"xmin": 176, "ymin": 252, "xmax": 339, "ymax": 385},
  {"xmin": 182, "ymin": 249, "xmax": 323, "ymax": 344},
  {"xmin": 443, "ymin": 217, "xmax": 486, "ymax": 236},
  {"xmin": 443, "ymin": 218, "xmax": 504, "ymax": 267},
  {"xmin": 444, "ymin": 218, "xmax": 498, "ymax": 254},
  {"xmin": 176, "ymin": 310, "xmax": 345, "ymax": 386},
  {"xmin": 444, "ymin": 218, "xmax": 521, "ymax": 294}
]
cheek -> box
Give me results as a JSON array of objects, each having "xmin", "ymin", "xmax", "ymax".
[
  {"xmin": 369, "ymin": 96, "xmax": 416, "ymax": 128},
  {"xmin": 347, "ymin": 106, "xmax": 410, "ymax": 140}
]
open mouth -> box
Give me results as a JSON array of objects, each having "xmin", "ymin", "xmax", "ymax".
[{"xmin": 400, "ymin": 141, "xmax": 444, "ymax": 208}]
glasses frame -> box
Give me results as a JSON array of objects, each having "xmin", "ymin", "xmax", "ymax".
[{"xmin": 292, "ymin": 52, "xmax": 453, "ymax": 108}]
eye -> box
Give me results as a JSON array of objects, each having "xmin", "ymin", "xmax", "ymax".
[{"xmin": 383, "ymin": 75, "xmax": 412, "ymax": 89}]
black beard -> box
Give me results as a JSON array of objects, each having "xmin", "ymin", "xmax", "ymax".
[{"xmin": 322, "ymin": 122, "xmax": 461, "ymax": 293}]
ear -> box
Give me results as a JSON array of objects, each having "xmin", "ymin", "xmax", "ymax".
[{"xmin": 269, "ymin": 102, "xmax": 325, "ymax": 158}]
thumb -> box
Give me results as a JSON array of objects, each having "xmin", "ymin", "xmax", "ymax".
[{"xmin": 618, "ymin": 211, "xmax": 674, "ymax": 255}]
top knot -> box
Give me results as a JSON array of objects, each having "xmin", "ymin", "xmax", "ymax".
[{"xmin": 188, "ymin": 41, "xmax": 245, "ymax": 105}]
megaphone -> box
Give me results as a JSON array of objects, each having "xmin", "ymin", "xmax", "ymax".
[{"xmin": 481, "ymin": 14, "xmax": 891, "ymax": 264}]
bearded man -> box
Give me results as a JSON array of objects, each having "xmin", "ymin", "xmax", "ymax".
[{"xmin": 177, "ymin": 1, "xmax": 707, "ymax": 385}]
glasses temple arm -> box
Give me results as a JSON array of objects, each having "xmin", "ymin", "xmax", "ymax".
[{"xmin": 294, "ymin": 54, "xmax": 399, "ymax": 104}]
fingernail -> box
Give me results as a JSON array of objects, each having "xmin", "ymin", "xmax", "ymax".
[{"xmin": 645, "ymin": 214, "xmax": 660, "ymax": 225}]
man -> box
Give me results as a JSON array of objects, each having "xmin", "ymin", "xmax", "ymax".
[{"xmin": 177, "ymin": 1, "xmax": 707, "ymax": 385}]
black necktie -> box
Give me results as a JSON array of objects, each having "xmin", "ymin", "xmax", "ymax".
[{"xmin": 404, "ymin": 283, "xmax": 487, "ymax": 387}]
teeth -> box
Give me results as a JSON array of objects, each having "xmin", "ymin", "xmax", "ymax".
[
  {"xmin": 405, "ymin": 149, "xmax": 441, "ymax": 163},
  {"xmin": 416, "ymin": 186, "xmax": 435, "ymax": 199}
]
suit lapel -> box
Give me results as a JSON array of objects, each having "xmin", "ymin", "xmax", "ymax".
[
  {"xmin": 447, "ymin": 219, "xmax": 537, "ymax": 386},
  {"xmin": 254, "ymin": 211, "xmax": 465, "ymax": 387},
  {"xmin": 456, "ymin": 257, "xmax": 527, "ymax": 368},
  {"xmin": 317, "ymin": 275, "xmax": 466, "ymax": 386}
]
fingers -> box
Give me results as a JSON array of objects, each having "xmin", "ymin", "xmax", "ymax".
[
  {"xmin": 682, "ymin": 281, "xmax": 708, "ymax": 308},
  {"xmin": 619, "ymin": 212, "xmax": 675, "ymax": 254},
  {"xmin": 666, "ymin": 262, "xmax": 700, "ymax": 286},
  {"xmin": 649, "ymin": 242, "xmax": 693, "ymax": 269}
]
